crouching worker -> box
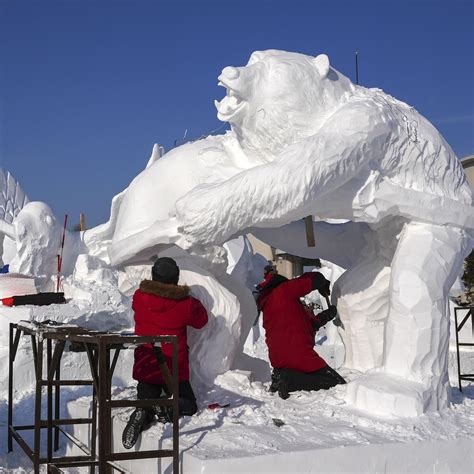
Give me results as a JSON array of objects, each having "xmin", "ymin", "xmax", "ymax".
[
  {"xmin": 122, "ymin": 257, "xmax": 208, "ymax": 449},
  {"xmin": 257, "ymin": 271, "xmax": 345, "ymax": 400}
]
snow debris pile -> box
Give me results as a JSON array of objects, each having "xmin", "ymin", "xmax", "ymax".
[{"xmin": 0, "ymin": 49, "xmax": 473, "ymax": 423}]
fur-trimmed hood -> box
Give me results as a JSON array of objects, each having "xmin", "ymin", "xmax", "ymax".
[{"xmin": 139, "ymin": 280, "xmax": 190, "ymax": 300}]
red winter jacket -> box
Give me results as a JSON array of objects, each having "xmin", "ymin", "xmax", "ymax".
[
  {"xmin": 132, "ymin": 280, "xmax": 208, "ymax": 384},
  {"xmin": 258, "ymin": 272, "xmax": 330, "ymax": 373}
]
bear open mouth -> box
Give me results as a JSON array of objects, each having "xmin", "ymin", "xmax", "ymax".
[{"xmin": 215, "ymin": 82, "xmax": 246, "ymax": 121}]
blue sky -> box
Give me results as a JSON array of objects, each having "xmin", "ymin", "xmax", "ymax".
[{"xmin": 1, "ymin": 0, "xmax": 473, "ymax": 227}]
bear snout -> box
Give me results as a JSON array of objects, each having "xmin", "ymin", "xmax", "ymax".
[{"xmin": 221, "ymin": 66, "xmax": 240, "ymax": 80}]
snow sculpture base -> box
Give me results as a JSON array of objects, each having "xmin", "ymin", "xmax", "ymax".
[
  {"xmin": 60, "ymin": 374, "xmax": 473, "ymax": 474},
  {"xmin": 65, "ymin": 413, "xmax": 474, "ymax": 474},
  {"xmin": 345, "ymin": 373, "xmax": 447, "ymax": 418},
  {"xmin": 2, "ymin": 317, "xmax": 472, "ymax": 473}
]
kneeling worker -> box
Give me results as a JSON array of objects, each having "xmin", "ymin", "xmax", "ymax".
[
  {"xmin": 256, "ymin": 269, "xmax": 345, "ymax": 399},
  {"xmin": 122, "ymin": 257, "xmax": 208, "ymax": 449}
]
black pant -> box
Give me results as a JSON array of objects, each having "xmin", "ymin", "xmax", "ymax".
[
  {"xmin": 278, "ymin": 366, "xmax": 346, "ymax": 393},
  {"xmin": 137, "ymin": 380, "xmax": 198, "ymax": 417}
]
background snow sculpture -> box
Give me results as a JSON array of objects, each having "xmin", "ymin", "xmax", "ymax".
[
  {"xmin": 0, "ymin": 169, "xmax": 29, "ymax": 267},
  {"xmin": 7, "ymin": 202, "xmax": 85, "ymax": 291},
  {"xmin": 0, "ymin": 146, "xmax": 166, "ymax": 292}
]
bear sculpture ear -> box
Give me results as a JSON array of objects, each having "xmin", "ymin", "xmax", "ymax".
[{"xmin": 313, "ymin": 54, "xmax": 330, "ymax": 78}]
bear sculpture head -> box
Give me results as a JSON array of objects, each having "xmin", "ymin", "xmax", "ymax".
[{"xmin": 215, "ymin": 50, "xmax": 355, "ymax": 161}]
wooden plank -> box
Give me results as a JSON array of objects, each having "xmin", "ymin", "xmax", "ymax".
[
  {"xmin": 79, "ymin": 213, "xmax": 86, "ymax": 231},
  {"xmin": 304, "ymin": 216, "xmax": 315, "ymax": 247}
]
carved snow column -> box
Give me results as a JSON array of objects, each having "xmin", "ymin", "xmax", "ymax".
[
  {"xmin": 333, "ymin": 218, "xmax": 401, "ymax": 371},
  {"xmin": 334, "ymin": 257, "xmax": 391, "ymax": 370},
  {"xmin": 383, "ymin": 222, "xmax": 470, "ymax": 411}
]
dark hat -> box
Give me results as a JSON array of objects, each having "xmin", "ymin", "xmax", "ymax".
[
  {"xmin": 257, "ymin": 273, "xmax": 288, "ymax": 293},
  {"xmin": 152, "ymin": 257, "xmax": 180, "ymax": 284},
  {"xmin": 267, "ymin": 274, "xmax": 288, "ymax": 290},
  {"xmin": 264, "ymin": 264, "xmax": 276, "ymax": 274}
]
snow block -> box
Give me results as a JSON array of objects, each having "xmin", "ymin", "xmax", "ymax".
[{"xmin": 345, "ymin": 372, "xmax": 444, "ymax": 418}]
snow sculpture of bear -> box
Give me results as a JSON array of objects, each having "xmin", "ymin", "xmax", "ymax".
[
  {"xmin": 172, "ymin": 50, "xmax": 473, "ymax": 416},
  {"xmin": 104, "ymin": 50, "xmax": 473, "ymax": 416}
]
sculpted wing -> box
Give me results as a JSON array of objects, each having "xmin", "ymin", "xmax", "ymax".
[{"xmin": 0, "ymin": 169, "xmax": 29, "ymax": 239}]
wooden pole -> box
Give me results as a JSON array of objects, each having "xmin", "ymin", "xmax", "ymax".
[
  {"xmin": 79, "ymin": 213, "xmax": 86, "ymax": 231},
  {"xmin": 304, "ymin": 216, "xmax": 315, "ymax": 247}
]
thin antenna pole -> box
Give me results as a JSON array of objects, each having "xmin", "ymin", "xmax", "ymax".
[{"xmin": 355, "ymin": 51, "xmax": 359, "ymax": 85}]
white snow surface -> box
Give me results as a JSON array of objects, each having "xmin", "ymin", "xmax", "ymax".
[{"xmin": 1, "ymin": 336, "xmax": 472, "ymax": 473}]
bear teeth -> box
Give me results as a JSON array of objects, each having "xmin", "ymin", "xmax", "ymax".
[{"xmin": 215, "ymin": 93, "xmax": 245, "ymax": 119}]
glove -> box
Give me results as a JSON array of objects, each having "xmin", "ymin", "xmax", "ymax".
[
  {"xmin": 311, "ymin": 273, "xmax": 331, "ymax": 297},
  {"xmin": 318, "ymin": 279, "xmax": 331, "ymax": 297},
  {"xmin": 318, "ymin": 305, "xmax": 337, "ymax": 324}
]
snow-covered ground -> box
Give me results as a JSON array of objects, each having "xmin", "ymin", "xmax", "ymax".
[
  {"xmin": 1, "ymin": 330, "xmax": 472, "ymax": 473},
  {"xmin": 0, "ymin": 273, "xmax": 472, "ymax": 473}
]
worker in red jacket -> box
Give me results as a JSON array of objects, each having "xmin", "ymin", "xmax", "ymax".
[
  {"xmin": 257, "ymin": 269, "xmax": 345, "ymax": 399},
  {"xmin": 122, "ymin": 257, "xmax": 208, "ymax": 449}
]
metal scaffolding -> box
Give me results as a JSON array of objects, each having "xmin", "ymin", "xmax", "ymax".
[
  {"xmin": 8, "ymin": 321, "xmax": 180, "ymax": 473},
  {"xmin": 453, "ymin": 305, "xmax": 474, "ymax": 391}
]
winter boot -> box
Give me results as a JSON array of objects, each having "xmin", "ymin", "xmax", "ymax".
[
  {"xmin": 122, "ymin": 408, "xmax": 153, "ymax": 449},
  {"xmin": 270, "ymin": 369, "xmax": 281, "ymax": 393},
  {"xmin": 277, "ymin": 370, "xmax": 290, "ymax": 400},
  {"xmin": 155, "ymin": 405, "xmax": 173, "ymax": 424}
]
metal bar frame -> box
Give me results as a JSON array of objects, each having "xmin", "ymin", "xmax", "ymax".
[
  {"xmin": 95, "ymin": 333, "xmax": 180, "ymax": 473},
  {"xmin": 8, "ymin": 323, "xmax": 98, "ymax": 473},
  {"xmin": 8, "ymin": 322, "xmax": 180, "ymax": 473},
  {"xmin": 47, "ymin": 338, "xmax": 53, "ymax": 461},
  {"xmin": 453, "ymin": 306, "xmax": 474, "ymax": 392},
  {"xmin": 85, "ymin": 342, "xmax": 99, "ymax": 474},
  {"xmin": 97, "ymin": 338, "xmax": 109, "ymax": 474},
  {"xmin": 8, "ymin": 323, "xmax": 21, "ymax": 452},
  {"xmin": 54, "ymin": 341, "xmax": 65, "ymax": 451},
  {"xmin": 33, "ymin": 335, "xmax": 43, "ymax": 472}
]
